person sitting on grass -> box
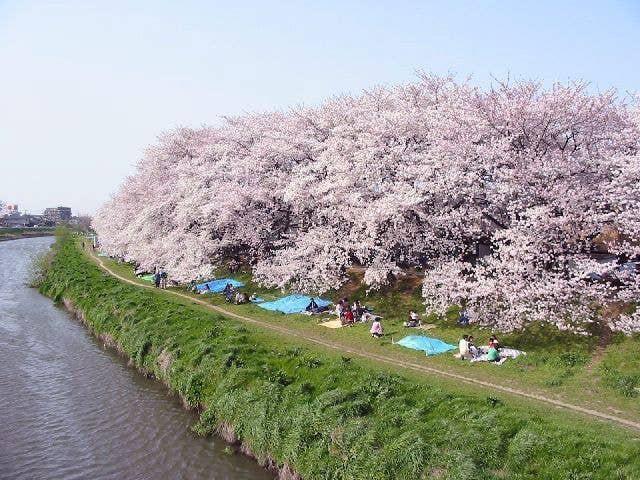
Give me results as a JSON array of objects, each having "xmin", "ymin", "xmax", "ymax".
[
  {"xmin": 342, "ymin": 309, "xmax": 355, "ymax": 326},
  {"xmin": 458, "ymin": 334, "xmax": 470, "ymax": 359},
  {"xmin": 352, "ymin": 300, "xmax": 365, "ymax": 319},
  {"xmin": 403, "ymin": 310, "xmax": 421, "ymax": 328},
  {"xmin": 305, "ymin": 297, "xmax": 319, "ymax": 312},
  {"xmin": 489, "ymin": 335, "xmax": 500, "ymax": 350},
  {"xmin": 370, "ymin": 319, "xmax": 383, "ymax": 338},
  {"xmin": 199, "ymin": 284, "xmax": 211, "ymax": 295},
  {"xmin": 234, "ymin": 292, "xmax": 248, "ymax": 305},
  {"xmin": 223, "ymin": 283, "xmax": 236, "ymax": 302},
  {"xmin": 467, "ymin": 335, "xmax": 480, "ymax": 358},
  {"xmin": 187, "ymin": 281, "xmax": 197, "ymax": 292},
  {"xmin": 487, "ymin": 342, "xmax": 501, "ymax": 363},
  {"xmin": 249, "ymin": 292, "xmax": 260, "ymax": 302}
]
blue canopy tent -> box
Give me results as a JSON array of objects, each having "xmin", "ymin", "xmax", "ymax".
[
  {"xmin": 395, "ymin": 335, "xmax": 456, "ymax": 355},
  {"xmin": 196, "ymin": 278, "xmax": 245, "ymax": 293},
  {"xmin": 258, "ymin": 294, "xmax": 332, "ymax": 314}
]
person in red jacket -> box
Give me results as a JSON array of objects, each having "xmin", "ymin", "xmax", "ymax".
[{"xmin": 342, "ymin": 309, "xmax": 355, "ymax": 326}]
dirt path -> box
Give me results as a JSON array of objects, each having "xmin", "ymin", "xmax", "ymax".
[{"xmin": 89, "ymin": 249, "xmax": 640, "ymax": 432}]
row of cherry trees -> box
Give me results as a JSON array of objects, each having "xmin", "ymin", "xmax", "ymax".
[{"xmin": 93, "ymin": 75, "xmax": 640, "ymax": 333}]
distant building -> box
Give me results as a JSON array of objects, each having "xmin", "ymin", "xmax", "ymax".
[
  {"xmin": 44, "ymin": 206, "xmax": 72, "ymax": 223},
  {"xmin": 1, "ymin": 213, "xmax": 28, "ymax": 227},
  {"xmin": 27, "ymin": 215, "xmax": 49, "ymax": 227},
  {"xmin": 0, "ymin": 213, "xmax": 48, "ymax": 228}
]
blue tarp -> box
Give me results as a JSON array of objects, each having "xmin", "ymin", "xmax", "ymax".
[
  {"xmin": 396, "ymin": 335, "xmax": 456, "ymax": 355},
  {"xmin": 196, "ymin": 278, "xmax": 245, "ymax": 293},
  {"xmin": 250, "ymin": 297, "xmax": 265, "ymax": 303},
  {"xmin": 97, "ymin": 253, "xmax": 109, "ymax": 257},
  {"xmin": 257, "ymin": 294, "xmax": 332, "ymax": 314}
]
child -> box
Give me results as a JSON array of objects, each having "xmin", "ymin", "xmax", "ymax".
[
  {"xmin": 342, "ymin": 309, "xmax": 355, "ymax": 326},
  {"xmin": 370, "ymin": 319, "xmax": 383, "ymax": 338},
  {"xmin": 487, "ymin": 344, "xmax": 501, "ymax": 363}
]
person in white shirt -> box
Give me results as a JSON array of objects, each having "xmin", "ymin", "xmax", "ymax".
[{"xmin": 458, "ymin": 335, "xmax": 471, "ymax": 359}]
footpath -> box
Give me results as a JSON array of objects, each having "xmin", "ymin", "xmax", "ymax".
[{"xmin": 87, "ymin": 247, "xmax": 640, "ymax": 432}]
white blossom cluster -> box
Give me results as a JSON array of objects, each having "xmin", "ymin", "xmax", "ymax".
[{"xmin": 93, "ymin": 75, "xmax": 640, "ymax": 333}]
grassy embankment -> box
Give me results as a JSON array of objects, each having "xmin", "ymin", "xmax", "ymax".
[
  {"xmin": 98, "ymin": 250, "xmax": 640, "ymax": 423},
  {"xmin": 0, "ymin": 227, "xmax": 55, "ymax": 241},
  {"xmin": 41, "ymin": 232, "xmax": 640, "ymax": 479}
]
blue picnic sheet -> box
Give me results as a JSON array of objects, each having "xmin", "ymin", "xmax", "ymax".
[
  {"xmin": 396, "ymin": 335, "xmax": 456, "ymax": 355},
  {"xmin": 257, "ymin": 294, "xmax": 332, "ymax": 314},
  {"xmin": 97, "ymin": 252, "xmax": 109, "ymax": 257},
  {"xmin": 250, "ymin": 297, "xmax": 265, "ymax": 303},
  {"xmin": 196, "ymin": 278, "xmax": 245, "ymax": 293}
]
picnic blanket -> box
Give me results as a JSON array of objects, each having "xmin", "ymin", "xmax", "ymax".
[
  {"xmin": 360, "ymin": 312, "xmax": 383, "ymax": 322},
  {"xmin": 470, "ymin": 347, "xmax": 526, "ymax": 363},
  {"xmin": 499, "ymin": 347, "xmax": 526, "ymax": 359},
  {"xmin": 97, "ymin": 252, "xmax": 109, "ymax": 257},
  {"xmin": 258, "ymin": 294, "xmax": 332, "ymax": 314},
  {"xmin": 395, "ymin": 335, "xmax": 457, "ymax": 355},
  {"xmin": 250, "ymin": 296, "xmax": 265, "ymax": 303},
  {"xmin": 320, "ymin": 319, "xmax": 343, "ymax": 329},
  {"xmin": 140, "ymin": 274, "xmax": 155, "ymax": 282},
  {"xmin": 196, "ymin": 278, "xmax": 245, "ymax": 293}
]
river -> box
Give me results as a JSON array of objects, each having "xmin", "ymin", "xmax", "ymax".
[{"xmin": 0, "ymin": 237, "xmax": 272, "ymax": 480}]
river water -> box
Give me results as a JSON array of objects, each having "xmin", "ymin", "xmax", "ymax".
[{"xmin": 0, "ymin": 237, "xmax": 272, "ymax": 480}]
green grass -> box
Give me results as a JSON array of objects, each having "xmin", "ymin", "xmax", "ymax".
[
  {"xmin": 98, "ymin": 253, "xmax": 640, "ymax": 423},
  {"xmin": 599, "ymin": 339, "xmax": 640, "ymax": 398},
  {"xmin": 41, "ymin": 232, "xmax": 640, "ymax": 479}
]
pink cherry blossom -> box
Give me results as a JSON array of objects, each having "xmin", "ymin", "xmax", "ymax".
[{"xmin": 93, "ymin": 75, "xmax": 640, "ymax": 334}]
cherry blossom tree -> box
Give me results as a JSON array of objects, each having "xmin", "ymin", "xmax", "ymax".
[{"xmin": 93, "ymin": 75, "xmax": 640, "ymax": 334}]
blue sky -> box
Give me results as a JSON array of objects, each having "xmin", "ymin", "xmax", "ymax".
[{"xmin": 1, "ymin": 0, "xmax": 638, "ymax": 214}]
